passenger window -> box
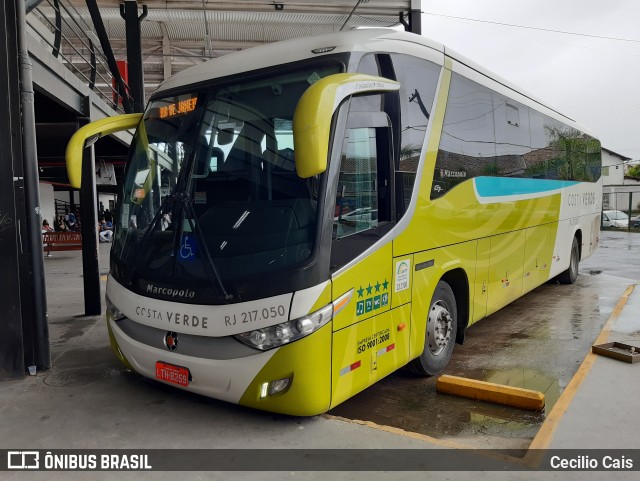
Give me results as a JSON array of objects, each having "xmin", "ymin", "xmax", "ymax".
[
  {"xmin": 330, "ymin": 95, "xmax": 394, "ymax": 270},
  {"xmin": 529, "ymin": 110, "xmax": 601, "ymax": 182},
  {"xmin": 492, "ymin": 93, "xmax": 531, "ymax": 176},
  {"xmin": 356, "ymin": 53, "xmax": 379, "ymax": 76},
  {"xmin": 391, "ymin": 54, "xmax": 440, "ymax": 213},
  {"xmin": 334, "ymin": 127, "xmax": 380, "ymax": 239},
  {"xmin": 506, "ymin": 103, "xmax": 520, "ymax": 126},
  {"xmin": 433, "ymin": 74, "xmax": 497, "ymax": 199}
]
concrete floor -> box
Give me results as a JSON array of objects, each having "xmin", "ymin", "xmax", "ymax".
[{"xmin": 0, "ymin": 232, "xmax": 638, "ymax": 480}]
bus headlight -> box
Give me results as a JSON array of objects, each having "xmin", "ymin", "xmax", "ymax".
[
  {"xmin": 235, "ymin": 304, "xmax": 332, "ymax": 351},
  {"xmin": 234, "ymin": 289, "xmax": 352, "ymax": 351},
  {"xmin": 105, "ymin": 295, "xmax": 126, "ymax": 321}
]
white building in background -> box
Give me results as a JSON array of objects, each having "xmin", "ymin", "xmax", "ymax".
[{"xmin": 601, "ymin": 148, "xmax": 640, "ymax": 212}]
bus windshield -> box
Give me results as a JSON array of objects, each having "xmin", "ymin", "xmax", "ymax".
[{"xmin": 111, "ymin": 63, "xmax": 341, "ymax": 303}]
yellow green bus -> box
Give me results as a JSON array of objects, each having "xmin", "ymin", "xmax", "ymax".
[{"xmin": 66, "ymin": 29, "xmax": 602, "ymax": 415}]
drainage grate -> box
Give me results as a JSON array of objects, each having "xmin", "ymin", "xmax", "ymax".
[
  {"xmin": 592, "ymin": 342, "xmax": 640, "ymax": 364},
  {"xmin": 43, "ymin": 367, "xmax": 117, "ymax": 387}
]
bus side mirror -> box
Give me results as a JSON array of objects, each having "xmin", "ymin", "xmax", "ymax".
[
  {"xmin": 65, "ymin": 113, "xmax": 143, "ymax": 189},
  {"xmin": 292, "ymin": 73, "xmax": 400, "ymax": 178}
]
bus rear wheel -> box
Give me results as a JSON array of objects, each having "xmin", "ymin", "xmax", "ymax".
[
  {"xmin": 407, "ymin": 280, "xmax": 458, "ymax": 376},
  {"xmin": 558, "ymin": 236, "xmax": 580, "ymax": 284}
]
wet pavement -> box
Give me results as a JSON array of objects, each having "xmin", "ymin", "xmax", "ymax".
[
  {"xmin": 328, "ymin": 231, "xmax": 636, "ymax": 450},
  {"xmin": 580, "ymin": 230, "xmax": 640, "ymax": 282},
  {"xmin": 33, "ymin": 231, "xmax": 639, "ymax": 455},
  {"xmin": 44, "ymin": 242, "xmax": 111, "ymax": 361},
  {"xmin": 0, "ymin": 231, "xmax": 636, "ymax": 480}
]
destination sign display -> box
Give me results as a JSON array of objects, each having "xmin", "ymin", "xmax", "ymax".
[{"xmin": 156, "ymin": 96, "xmax": 198, "ymax": 119}]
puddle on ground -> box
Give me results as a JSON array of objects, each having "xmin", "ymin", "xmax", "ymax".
[
  {"xmin": 329, "ymin": 366, "xmax": 557, "ymax": 450},
  {"xmin": 329, "ymin": 275, "xmax": 628, "ymax": 450},
  {"xmin": 469, "ymin": 367, "xmax": 560, "ymax": 411}
]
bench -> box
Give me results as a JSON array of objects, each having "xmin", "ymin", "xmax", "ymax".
[{"xmin": 43, "ymin": 232, "xmax": 83, "ymax": 257}]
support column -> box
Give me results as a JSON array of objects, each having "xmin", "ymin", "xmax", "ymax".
[
  {"xmin": 121, "ymin": 0, "xmax": 148, "ymax": 113},
  {"xmin": 78, "ymin": 99, "xmax": 101, "ymax": 316},
  {"xmin": 0, "ymin": 0, "xmax": 50, "ymax": 379},
  {"xmin": 85, "ymin": 0, "xmax": 133, "ymax": 113},
  {"xmin": 0, "ymin": 0, "xmax": 25, "ymax": 379},
  {"xmin": 17, "ymin": 0, "xmax": 50, "ymax": 371},
  {"xmin": 161, "ymin": 22, "xmax": 172, "ymax": 81},
  {"xmin": 409, "ymin": 0, "xmax": 422, "ymax": 35}
]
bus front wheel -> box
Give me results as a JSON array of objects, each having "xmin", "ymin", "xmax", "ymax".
[
  {"xmin": 408, "ymin": 280, "xmax": 458, "ymax": 376},
  {"xmin": 558, "ymin": 236, "xmax": 580, "ymax": 284}
]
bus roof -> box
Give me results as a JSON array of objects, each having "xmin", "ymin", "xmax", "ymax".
[
  {"xmin": 152, "ymin": 28, "xmax": 592, "ymax": 136},
  {"xmin": 153, "ymin": 29, "xmax": 442, "ymax": 95}
]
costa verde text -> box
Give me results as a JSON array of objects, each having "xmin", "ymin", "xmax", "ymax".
[{"xmin": 135, "ymin": 306, "xmax": 209, "ymax": 329}]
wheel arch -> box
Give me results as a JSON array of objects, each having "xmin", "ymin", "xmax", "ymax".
[
  {"xmin": 440, "ymin": 268, "xmax": 470, "ymax": 345},
  {"xmin": 574, "ymin": 228, "xmax": 583, "ymax": 260}
]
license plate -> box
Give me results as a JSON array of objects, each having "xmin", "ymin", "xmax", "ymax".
[{"xmin": 155, "ymin": 361, "xmax": 189, "ymax": 387}]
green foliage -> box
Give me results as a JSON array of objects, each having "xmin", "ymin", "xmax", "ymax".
[
  {"xmin": 627, "ymin": 164, "xmax": 640, "ymax": 178},
  {"xmin": 545, "ymin": 126, "xmax": 601, "ymax": 181},
  {"xmin": 400, "ymin": 144, "xmax": 422, "ymax": 161},
  {"xmin": 481, "ymin": 162, "xmax": 499, "ymax": 176},
  {"xmin": 524, "ymin": 161, "xmax": 548, "ymax": 178}
]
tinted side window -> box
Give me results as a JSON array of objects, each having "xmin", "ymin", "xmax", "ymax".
[
  {"xmin": 529, "ymin": 110, "xmax": 601, "ymax": 182},
  {"xmin": 434, "ymin": 73, "xmax": 602, "ymax": 200},
  {"xmin": 492, "ymin": 93, "xmax": 532, "ymax": 177},
  {"xmin": 392, "ymin": 54, "xmax": 441, "ymax": 212},
  {"xmin": 334, "ymin": 127, "xmax": 381, "ymax": 239},
  {"xmin": 357, "ymin": 53, "xmax": 441, "ymax": 214},
  {"xmin": 330, "ymin": 95, "xmax": 395, "ymax": 270},
  {"xmin": 433, "ymin": 74, "xmax": 496, "ymax": 199},
  {"xmin": 357, "ymin": 53, "xmax": 379, "ymax": 76}
]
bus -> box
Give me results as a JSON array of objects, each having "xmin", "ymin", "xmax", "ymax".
[{"xmin": 66, "ymin": 29, "xmax": 602, "ymax": 416}]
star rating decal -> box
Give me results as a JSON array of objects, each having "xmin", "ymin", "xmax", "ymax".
[
  {"xmin": 357, "ymin": 280, "xmax": 389, "ymax": 296},
  {"xmin": 355, "ymin": 279, "xmax": 390, "ymax": 316}
]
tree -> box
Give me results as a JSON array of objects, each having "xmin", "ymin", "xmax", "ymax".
[
  {"xmin": 627, "ymin": 164, "xmax": 640, "ymax": 178},
  {"xmin": 546, "ymin": 126, "xmax": 601, "ymax": 181}
]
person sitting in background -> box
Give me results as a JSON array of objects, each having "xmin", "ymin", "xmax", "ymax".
[
  {"xmin": 42, "ymin": 219, "xmax": 55, "ymax": 256},
  {"xmin": 64, "ymin": 209, "xmax": 76, "ymax": 230},
  {"xmin": 53, "ymin": 215, "xmax": 67, "ymax": 232},
  {"xmin": 99, "ymin": 219, "xmax": 113, "ymax": 243},
  {"xmin": 42, "ymin": 219, "xmax": 54, "ymax": 233}
]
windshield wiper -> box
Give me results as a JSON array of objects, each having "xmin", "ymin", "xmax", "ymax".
[
  {"xmin": 124, "ymin": 189, "xmax": 233, "ymax": 304},
  {"xmin": 181, "ymin": 196, "xmax": 233, "ymax": 303},
  {"xmin": 125, "ymin": 193, "xmax": 174, "ymax": 286}
]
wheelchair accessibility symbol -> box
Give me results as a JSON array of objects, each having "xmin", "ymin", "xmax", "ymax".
[{"xmin": 179, "ymin": 234, "xmax": 197, "ymax": 261}]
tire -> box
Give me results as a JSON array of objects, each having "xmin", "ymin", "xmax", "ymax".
[
  {"xmin": 558, "ymin": 236, "xmax": 580, "ymax": 284},
  {"xmin": 407, "ymin": 280, "xmax": 458, "ymax": 376}
]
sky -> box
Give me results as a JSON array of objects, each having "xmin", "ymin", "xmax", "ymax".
[{"xmin": 417, "ymin": 0, "xmax": 640, "ymax": 160}]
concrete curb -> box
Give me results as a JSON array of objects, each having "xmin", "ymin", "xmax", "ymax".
[{"xmin": 436, "ymin": 374, "xmax": 545, "ymax": 411}]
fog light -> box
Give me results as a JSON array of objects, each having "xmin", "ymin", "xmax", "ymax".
[
  {"xmin": 259, "ymin": 377, "xmax": 292, "ymax": 398},
  {"xmin": 268, "ymin": 377, "xmax": 291, "ymax": 396}
]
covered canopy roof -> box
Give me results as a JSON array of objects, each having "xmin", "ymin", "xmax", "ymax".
[{"xmin": 57, "ymin": 0, "xmax": 419, "ymax": 90}]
